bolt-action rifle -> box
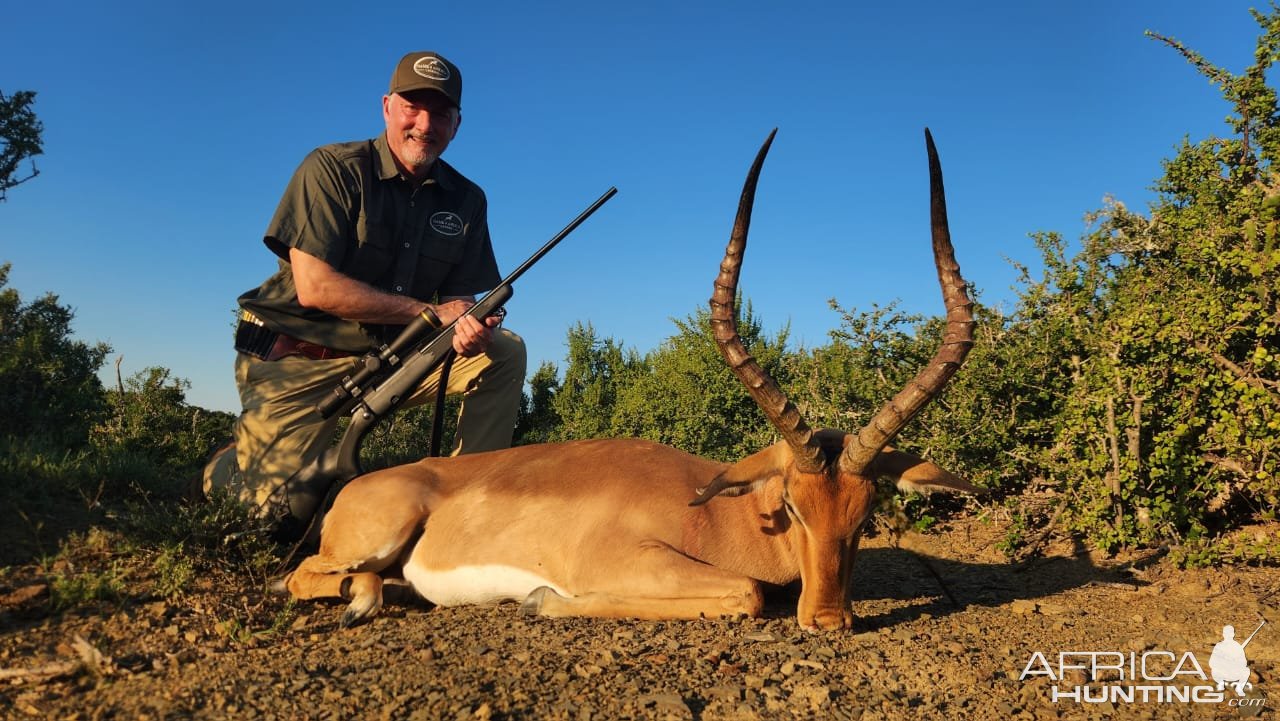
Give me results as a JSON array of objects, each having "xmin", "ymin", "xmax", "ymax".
[{"xmin": 276, "ymin": 187, "xmax": 618, "ymax": 542}]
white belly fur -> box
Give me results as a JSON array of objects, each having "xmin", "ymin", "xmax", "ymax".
[{"xmin": 403, "ymin": 559, "xmax": 568, "ymax": 607}]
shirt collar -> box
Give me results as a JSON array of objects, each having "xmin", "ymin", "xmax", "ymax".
[{"xmin": 374, "ymin": 133, "xmax": 456, "ymax": 191}]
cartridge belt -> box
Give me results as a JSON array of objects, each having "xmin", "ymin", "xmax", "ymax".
[{"xmin": 235, "ymin": 311, "xmax": 357, "ymax": 362}]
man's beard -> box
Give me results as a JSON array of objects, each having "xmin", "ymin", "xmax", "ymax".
[{"xmin": 401, "ymin": 132, "xmax": 439, "ymax": 169}]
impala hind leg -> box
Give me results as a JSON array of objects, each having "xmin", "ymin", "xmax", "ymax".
[{"xmin": 521, "ymin": 543, "xmax": 763, "ymax": 621}]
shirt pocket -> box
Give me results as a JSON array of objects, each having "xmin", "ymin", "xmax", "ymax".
[
  {"xmin": 412, "ymin": 233, "xmax": 467, "ymax": 297},
  {"xmin": 345, "ymin": 212, "xmax": 396, "ymax": 285}
]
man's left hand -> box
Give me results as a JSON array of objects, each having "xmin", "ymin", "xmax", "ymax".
[{"xmin": 452, "ymin": 312, "xmax": 500, "ymax": 357}]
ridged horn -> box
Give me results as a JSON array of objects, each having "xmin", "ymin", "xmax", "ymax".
[
  {"xmin": 709, "ymin": 129, "xmax": 824, "ymax": 476},
  {"xmin": 839, "ymin": 128, "xmax": 975, "ymax": 474}
]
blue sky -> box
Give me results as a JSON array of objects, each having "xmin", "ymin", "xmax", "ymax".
[{"xmin": 1, "ymin": 1, "xmax": 1266, "ymax": 412}]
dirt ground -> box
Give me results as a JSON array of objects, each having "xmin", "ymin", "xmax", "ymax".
[{"xmin": 1, "ymin": 517, "xmax": 1277, "ymax": 721}]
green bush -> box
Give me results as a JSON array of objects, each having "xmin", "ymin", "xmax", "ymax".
[
  {"xmin": 90, "ymin": 366, "xmax": 235, "ymax": 485},
  {"xmin": 0, "ymin": 263, "xmax": 110, "ymax": 447}
]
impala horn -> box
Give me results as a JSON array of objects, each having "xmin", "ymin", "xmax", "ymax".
[
  {"xmin": 693, "ymin": 130, "xmax": 826, "ymax": 505},
  {"xmin": 838, "ymin": 128, "xmax": 975, "ymax": 474}
]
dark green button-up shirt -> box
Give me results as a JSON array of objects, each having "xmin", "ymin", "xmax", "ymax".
[{"xmin": 239, "ymin": 134, "xmax": 500, "ymax": 352}]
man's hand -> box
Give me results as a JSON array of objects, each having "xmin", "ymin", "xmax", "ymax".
[{"xmin": 434, "ymin": 298, "xmax": 498, "ymax": 357}]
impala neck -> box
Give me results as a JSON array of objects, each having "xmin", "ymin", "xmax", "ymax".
[{"xmin": 683, "ymin": 479, "xmax": 800, "ymax": 586}]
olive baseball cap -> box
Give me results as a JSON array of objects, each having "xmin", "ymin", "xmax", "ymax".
[{"xmin": 389, "ymin": 51, "xmax": 462, "ymax": 108}]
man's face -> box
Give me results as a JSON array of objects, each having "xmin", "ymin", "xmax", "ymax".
[{"xmin": 383, "ymin": 90, "xmax": 460, "ymax": 178}]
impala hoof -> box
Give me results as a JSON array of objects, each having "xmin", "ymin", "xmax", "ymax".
[
  {"xmin": 521, "ymin": 586, "xmax": 553, "ymax": 616},
  {"xmin": 335, "ymin": 596, "xmax": 381, "ymax": 630},
  {"xmin": 339, "ymin": 609, "xmax": 358, "ymax": 628},
  {"xmin": 268, "ymin": 576, "xmax": 290, "ymax": 596}
]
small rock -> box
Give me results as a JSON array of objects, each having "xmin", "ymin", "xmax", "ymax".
[
  {"xmin": 799, "ymin": 659, "xmax": 826, "ymax": 671},
  {"xmin": 1036, "ymin": 602, "xmax": 1073, "ymax": 616},
  {"xmin": 791, "ymin": 682, "xmax": 833, "ymax": 710},
  {"xmin": 706, "ymin": 684, "xmax": 743, "ymax": 702},
  {"xmin": 701, "ymin": 643, "xmax": 731, "ymax": 664},
  {"xmin": 1010, "ymin": 600, "xmax": 1037, "ymax": 615},
  {"xmin": 572, "ymin": 663, "xmax": 602, "ymax": 678},
  {"xmin": 638, "ymin": 693, "xmax": 687, "ymax": 713}
]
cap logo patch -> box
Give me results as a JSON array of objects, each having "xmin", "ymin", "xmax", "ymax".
[
  {"xmin": 413, "ymin": 57, "xmax": 452, "ymax": 81},
  {"xmin": 430, "ymin": 211, "xmax": 464, "ymax": 236}
]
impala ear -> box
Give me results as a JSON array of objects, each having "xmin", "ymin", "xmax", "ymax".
[
  {"xmin": 871, "ymin": 448, "xmax": 982, "ymax": 495},
  {"xmin": 690, "ymin": 443, "xmax": 790, "ymax": 506}
]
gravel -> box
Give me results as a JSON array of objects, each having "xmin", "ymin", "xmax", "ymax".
[{"xmin": 2, "ymin": 519, "xmax": 1276, "ymax": 719}]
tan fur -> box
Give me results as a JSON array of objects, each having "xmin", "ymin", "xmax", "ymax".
[{"xmin": 285, "ymin": 435, "xmax": 972, "ymax": 630}]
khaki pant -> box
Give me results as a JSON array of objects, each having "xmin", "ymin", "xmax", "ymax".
[{"xmin": 203, "ymin": 328, "xmax": 526, "ymax": 517}]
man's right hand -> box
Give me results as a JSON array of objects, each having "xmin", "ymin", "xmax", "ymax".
[{"xmin": 431, "ymin": 298, "xmax": 475, "ymax": 325}]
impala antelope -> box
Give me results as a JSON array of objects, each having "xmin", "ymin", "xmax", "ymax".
[{"xmin": 285, "ymin": 128, "xmax": 978, "ymax": 631}]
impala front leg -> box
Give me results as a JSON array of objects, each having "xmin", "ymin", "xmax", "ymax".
[
  {"xmin": 287, "ymin": 557, "xmax": 388, "ymax": 628},
  {"xmin": 285, "ymin": 470, "xmax": 435, "ymax": 627}
]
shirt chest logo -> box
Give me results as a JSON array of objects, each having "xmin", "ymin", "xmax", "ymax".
[{"xmin": 429, "ymin": 211, "xmax": 464, "ymax": 236}]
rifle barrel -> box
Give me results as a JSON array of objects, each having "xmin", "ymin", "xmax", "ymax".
[
  {"xmin": 500, "ymin": 187, "xmax": 617, "ymax": 287},
  {"xmin": 1242, "ymin": 619, "xmax": 1266, "ymax": 648}
]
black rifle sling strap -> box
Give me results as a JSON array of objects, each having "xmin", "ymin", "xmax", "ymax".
[{"xmin": 429, "ymin": 349, "xmax": 457, "ymax": 458}]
